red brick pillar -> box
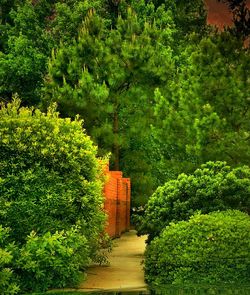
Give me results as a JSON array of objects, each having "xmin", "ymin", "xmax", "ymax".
[
  {"xmin": 110, "ymin": 171, "xmax": 123, "ymax": 238},
  {"xmin": 123, "ymin": 178, "xmax": 131, "ymax": 231},
  {"xmin": 103, "ymin": 168, "xmax": 118, "ymax": 238},
  {"xmin": 103, "ymin": 165, "xmax": 131, "ymax": 238}
]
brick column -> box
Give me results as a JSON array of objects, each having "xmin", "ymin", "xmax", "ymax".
[
  {"xmin": 110, "ymin": 171, "xmax": 123, "ymax": 238},
  {"xmin": 123, "ymin": 178, "xmax": 131, "ymax": 231},
  {"xmin": 103, "ymin": 166, "xmax": 131, "ymax": 238},
  {"xmin": 103, "ymin": 166, "xmax": 119, "ymax": 237}
]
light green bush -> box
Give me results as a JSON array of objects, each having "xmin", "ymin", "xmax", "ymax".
[
  {"xmin": 0, "ymin": 99, "xmax": 106, "ymax": 292},
  {"xmin": 16, "ymin": 227, "xmax": 89, "ymax": 292},
  {"xmin": 0, "ymin": 226, "xmax": 19, "ymax": 294},
  {"xmin": 145, "ymin": 210, "xmax": 250, "ymax": 285},
  {"xmin": 138, "ymin": 161, "xmax": 250, "ymax": 241}
]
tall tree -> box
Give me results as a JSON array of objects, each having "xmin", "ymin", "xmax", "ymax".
[
  {"xmin": 44, "ymin": 8, "xmax": 174, "ymax": 170},
  {"xmin": 0, "ymin": 0, "xmax": 101, "ymax": 105},
  {"xmin": 152, "ymin": 32, "xmax": 250, "ymax": 179},
  {"xmin": 43, "ymin": 0, "xmax": 210, "ymax": 204},
  {"xmin": 144, "ymin": 0, "xmax": 207, "ymax": 38}
]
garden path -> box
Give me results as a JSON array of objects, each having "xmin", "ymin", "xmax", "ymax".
[{"xmin": 79, "ymin": 230, "xmax": 148, "ymax": 292}]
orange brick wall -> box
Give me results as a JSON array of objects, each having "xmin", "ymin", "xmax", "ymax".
[{"xmin": 103, "ymin": 165, "xmax": 131, "ymax": 238}]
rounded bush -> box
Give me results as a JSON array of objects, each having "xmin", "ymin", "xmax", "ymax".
[
  {"xmin": 0, "ymin": 99, "xmax": 106, "ymax": 291},
  {"xmin": 139, "ymin": 161, "xmax": 250, "ymax": 240},
  {"xmin": 0, "ymin": 99, "xmax": 105, "ymax": 241},
  {"xmin": 145, "ymin": 210, "xmax": 250, "ymax": 285}
]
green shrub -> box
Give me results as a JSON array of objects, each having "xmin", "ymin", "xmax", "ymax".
[
  {"xmin": 0, "ymin": 226, "xmax": 19, "ymax": 294},
  {"xmin": 0, "ymin": 98, "xmax": 105, "ymax": 245},
  {"xmin": 149, "ymin": 285, "xmax": 250, "ymax": 295},
  {"xmin": 145, "ymin": 210, "xmax": 250, "ymax": 285},
  {"xmin": 139, "ymin": 161, "xmax": 250, "ymax": 240},
  {"xmin": 0, "ymin": 99, "xmax": 106, "ymax": 292},
  {"xmin": 16, "ymin": 227, "xmax": 89, "ymax": 292}
]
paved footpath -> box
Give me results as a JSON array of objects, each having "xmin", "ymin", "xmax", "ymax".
[{"xmin": 79, "ymin": 230, "xmax": 148, "ymax": 292}]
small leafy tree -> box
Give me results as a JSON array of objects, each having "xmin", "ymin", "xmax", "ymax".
[
  {"xmin": 139, "ymin": 161, "xmax": 250, "ymax": 240},
  {"xmin": 145, "ymin": 210, "xmax": 250, "ymax": 285}
]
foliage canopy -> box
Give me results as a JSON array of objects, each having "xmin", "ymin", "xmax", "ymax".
[
  {"xmin": 152, "ymin": 32, "xmax": 250, "ymax": 181},
  {"xmin": 44, "ymin": 7, "xmax": 174, "ymax": 173}
]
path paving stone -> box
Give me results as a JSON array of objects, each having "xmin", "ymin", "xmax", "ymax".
[{"xmin": 79, "ymin": 230, "xmax": 148, "ymax": 292}]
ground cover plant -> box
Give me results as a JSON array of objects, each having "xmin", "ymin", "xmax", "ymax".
[
  {"xmin": 145, "ymin": 210, "xmax": 250, "ymax": 286},
  {"xmin": 138, "ymin": 161, "xmax": 250, "ymax": 241},
  {"xmin": 0, "ymin": 99, "xmax": 106, "ymax": 293}
]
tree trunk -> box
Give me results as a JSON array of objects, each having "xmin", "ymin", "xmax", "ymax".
[{"xmin": 106, "ymin": 0, "xmax": 120, "ymax": 27}]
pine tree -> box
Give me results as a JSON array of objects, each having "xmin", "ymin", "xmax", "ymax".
[
  {"xmin": 44, "ymin": 8, "xmax": 174, "ymax": 171},
  {"xmin": 153, "ymin": 32, "xmax": 250, "ymax": 178}
]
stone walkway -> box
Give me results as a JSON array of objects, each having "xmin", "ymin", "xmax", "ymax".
[{"xmin": 79, "ymin": 230, "xmax": 148, "ymax": 292}]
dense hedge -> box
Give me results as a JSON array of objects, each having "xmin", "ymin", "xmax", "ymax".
[
  {"xmin": 138, "ymin": 161, "xmax": 250, "ymax": 241},
  {"xmin": 145, "ymin": 210, "xmax": 250, "ymax": 285},
  {"xmin": 0, "ymin": 99, "xmax": 106, "ymax": 292}
]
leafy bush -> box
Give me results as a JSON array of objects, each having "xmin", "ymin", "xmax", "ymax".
[
  {"xmin": 0, "ymin": 226, "xmax": 19, "ymax": 294},
  {"xmin": 16, "ymin": 227, "xmax": 89, "ymax": 292},
  {"xmin": 0, "ymin": 99, "xmax": 106, "ymax": 292},
  {"xmin": 145, "ymin": 210, "xmax": 250, "ymax": 285},
  {"xmin": 138, "ymin": 161, "xmax": 250, "ymax": 240}
]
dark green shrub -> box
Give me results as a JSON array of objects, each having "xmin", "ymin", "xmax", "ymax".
[
  {"xmin": 0, "ymin": 226, "xmax": 19, "ymax": 294},
  {"xmin": 0, "ymin": 99, "xmax": 106, "ymax": 292},
  {"xmin": 139, "ymin": 161, "xmax": 250, "ymax": 240},
  {"xmin": 145, "ymin": 210, "xmax": 250, "ymax": 285}
]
